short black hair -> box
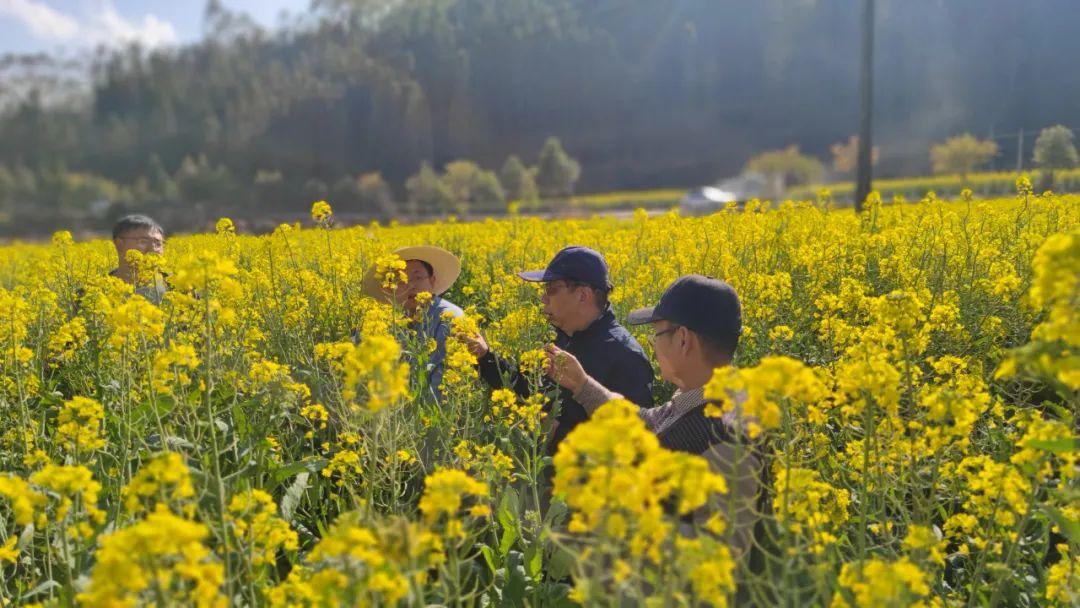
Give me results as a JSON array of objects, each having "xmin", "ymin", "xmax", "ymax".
[
  {"xmin": 699, "ymin": 331, "xmax": 739, "ymax": 363},
  {"xmin": 565, "ymin": 279, "xmax": 610, "ymax": 310},
  {"xmin": 112, "ymin": 214, "xmax": 164, "ymax": 240},
  {"xmin": 406, "ymin": 259, "xmax": 434, "ymax": 277}
]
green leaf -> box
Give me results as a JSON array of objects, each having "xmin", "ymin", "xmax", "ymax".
[
  {"xmin": 546, "ymin": 546, "xmax": 576, "ymax": 581},
  {"xmin": 543, "ymin": 499, "xmax": 568, "ymax": 529},
  {"xmin": 499, "ymin": 521, "xmax": 519, "ymax": 557},
  {"xmin": 272, "ymin": 458, "xmax": 328, "ymax": 484},
  {"xmin": 1025, "ymin": 437, "xmax": 1078, "ymax": 454},
  {"xmin": 1044, "ymin": 507, "xmax": 1080, "ymax": 545},
  {"xmin": 17, "ymin": 524, "xmax": 34, "ymax": 551},
  {"xmin": 525, "ymin": 541, "xmax": 542, "ymax": 580},
  {"xmin": 21, "ymin": 580, "xmax": 60, "ymax": 600},
  {"xmin": 280, "ymin": 472, "xmax": 309, "ymax": 523},
  {"xmin": 480, "ymin": 545, "xmax": 497, "ymax": 574},
  {"xmin": 497, "ymin": 489, "xmax": 520, "ymax": 557},
  {"xmin": 164, "ymin": 436, "xmax": 195, "ymax": 450}
]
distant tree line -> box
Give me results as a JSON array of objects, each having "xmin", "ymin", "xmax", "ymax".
[
  {"xmin": 1, "ymin": 0, "xmax": 1079, "ymax": 235},
  {"xmin": 745, "ymin": 125, "xmax": 1079, "ymax": 199}
]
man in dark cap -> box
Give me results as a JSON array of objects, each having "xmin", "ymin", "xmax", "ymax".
[
  {"xmin": 544, "ymin": 274, "xmax": 763, "ymax": 555},
  {"xmin": 462, "ymin": 245, "xmax": 654, "ymax": 451}
]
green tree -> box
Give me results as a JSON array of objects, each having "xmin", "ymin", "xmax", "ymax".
[
  {"xmin": 175, "ymin": 156, "xmax": 239, "ymax": 206},
  {"xmin": 929, "ymin": 134, "xmax": 999, "ymax": 177},
  {"xmin": 441, "ymin": 160, "xmax": 481, "ymax": 209},
  {"xmin": 357, "ymin": 172, "xmax": 396, "ymax": 219},
  {"xmin": 147, "ymin": 154, "xmax": 178, "ymax": 202},
  {"xmin": 1033, "ymin": 125, "xmax": 1079, "ymax": 176},
  {"xmin": 830, "ymin": 135, "xmax": 879, "ymax": 174},
  {"xmin": 746, "ymin": 145, "xmax": 824, "ymax": 197},
  {"xmin": 472, "ymin": 169, "xmax": 506, "ymax": 213},
  {"xmin": 535, "ymin": 137, "xmax": 581, "ymax": 199},
  {"xmin": 441, "ymin": 160, "xmax": 505, "ymax": 214},
  {"xmin": 500, "ymin": 155, "xmax": 539, "ymax": 209},
  {"xmin": 405, "ymin": 162, "xmax": 453, "ymax": 216}
]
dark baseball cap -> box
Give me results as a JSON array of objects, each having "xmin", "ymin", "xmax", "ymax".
[
  {"xmin": 627, "ymin": 275, "xmax": 742, "ymax": 341},
  {"xmin": 517, "ymin": 246, "xmax": 612, "ymax": 291}
]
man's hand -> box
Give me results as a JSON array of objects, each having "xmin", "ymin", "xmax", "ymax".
[
  {"xmin": 460, "ymin": 332, "xmax": 490, "ymax": 358},
  {"xmin": 544, "ymin": 344, "xmax": 587, "ymax": 394}
]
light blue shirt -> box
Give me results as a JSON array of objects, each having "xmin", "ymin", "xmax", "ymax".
[{"xmin": 415, "ymin": 295, "xmax": 464, "ymax": 400}]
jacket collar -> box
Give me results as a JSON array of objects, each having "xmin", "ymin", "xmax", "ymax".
[{"xmin": 554, "ymin": 305, "xmax": 616, "ymax": 342}]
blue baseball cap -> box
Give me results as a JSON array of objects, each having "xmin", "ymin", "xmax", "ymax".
[
  {"xmin": 627, "ymin": 275, "xmax": 742, "ymax": 342},
  {"xmin": 517, "ymin": 246, "xmax": 612, "ymax": 291}
]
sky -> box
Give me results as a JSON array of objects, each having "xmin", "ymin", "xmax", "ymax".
[{"xmin": 0, "ymin": 0, "xmax": 308, "ymax": 55}]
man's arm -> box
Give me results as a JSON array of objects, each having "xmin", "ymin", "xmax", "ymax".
[
  {"xmin": 476, "ymin": 350, "xmax": 532, "ymax": 399},
  {"xmin": 547, "ymin": 344, "xmax": 667, "ymax": 432},
  {"xmin": 460, "ymin": 331, "xmax": 532, "ymax": 398}
]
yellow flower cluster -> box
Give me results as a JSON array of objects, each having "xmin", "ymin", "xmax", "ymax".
[
  {"xmin": 122, "ymin": 451, "xmax": 196, "ymax": 517},
  {"xmin": 772, "ymin": 465, "xmax": 851, "ymax": 554},
  {"xmin": 227, "ymin": 489, "xmax": 299, "ymax": 567},
  {"xmin": 78, "ymin": 506, "xmax": 226, "ymax": 608},
  {"xmin": 554, "ymin": 400, "xmax": 728, "ymax": 557},
  {"xmin": 341, "ymin": 334, "xmax": 409, "ymax": 413},
  {"xmin": 374, "ymin": 254, "xmax": 407, "ymax": 290},
  {"xmin": 704, "ymin": 355, "xmax": 827, "ymax": 437},
  {"xmin": 152, "ymin": 342, "xmax": 200, "ymax": 396},
  {"xmin": 310, "ymin": 200, "xmax": 333, "ymax": 222},
  {"xmin": 832, "ymin": 556, "xmax": 936, "ymax": 607},
  {"xmin": 0, "ymin": 190, "xmax": 1073, "ymax": 604},
  {"xmin": 452, "ymin": 439, "xmax": 515, "ymax": 483},
  {"xmin": 30, "ymin": 464, "xmax": 105, "ymax": 540},
  {"xmin": 486, "ymin": 388, "xmax": 544, "ymax": 433},
  {"xmin": 418, "ymin": 468, "xmax": 490, "ymax": 538},
  {"xmin": 269, "ymin": 513, "xmax": 442, "ymax": 606},
  {"xmin": 55, "ymin": 396, "xmax": 106, "ymax": 457},
  {"xmin": 0, "ymin": 474, "xmax": 45, "ymax": 526}
]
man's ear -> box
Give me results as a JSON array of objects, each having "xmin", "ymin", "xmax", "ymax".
[{"xmin": 680, "ymin": 327, "xmax": 693, "ymax": 354}]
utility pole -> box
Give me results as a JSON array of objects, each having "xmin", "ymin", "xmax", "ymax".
[
  {"xmin": 1016, "ymin": 129, "xmax": 1024, "ymax": 172},
  {"xmin": 854, "ymin": 0, "xmax": 875, "ymax": 213}
]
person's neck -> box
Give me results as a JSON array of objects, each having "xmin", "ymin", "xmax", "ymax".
[
  {"xmin": 561, "ymin": 307, "xmax": 604, "ymax": 337},
  {"xmin": 677, "ymin": 359, "xmax": 732, "ymax": 392},
  {"xmin": 114, "ymin": 264, "xmax": 136, "ymax": 284}
]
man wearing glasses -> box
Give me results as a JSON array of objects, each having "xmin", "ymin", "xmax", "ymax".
[
  {"xmin": 462, "ymin": 246, "xmax": 654, "ymax": 451},
  {"xmin": 110, "ymin": 214, "xmax": 168, "ymax": 304},
  {"xmin": 544, "ymin": 275, "xmax": 763, "ymax": 555}
]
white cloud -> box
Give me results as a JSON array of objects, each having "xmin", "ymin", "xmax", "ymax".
[
  {"xmin": 90, "ymin": 2, "xmax": 177, "ymax": 49},
  {"xmin": 0, "ymin": 0, "xmax": 177, "ymax": 50},
  {"xmin": 0, "ymin": 0, "xmax": 80, "ymax": 40}
]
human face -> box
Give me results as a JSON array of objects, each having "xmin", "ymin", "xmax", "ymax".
[
  {"xmin": 395, "ymin": 259, "xmax": 436, "ymax": 310},
  {"xmin": 540, "ymin": 280, "xmax": 585, "ymax": 332},
  {"xmin": 649, "ymin": 320, "xmax": 682, "ymax": 383},
  {"xmin": 114, "ymin": 226, "xmax": 165, "ymax": 261}
]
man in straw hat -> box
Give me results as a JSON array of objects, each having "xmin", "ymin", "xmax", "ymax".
[
  {"xmin": 362, "ymin": 245, "xmax": 464, "ymax": 401},
  {"xmin": 461, "ymin": 246, "xmax": 654, "ymax": 452}
]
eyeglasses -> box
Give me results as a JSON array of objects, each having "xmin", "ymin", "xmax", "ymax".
[
  {"xmin": 648, "ymin": 326, "xmax": 680, "ymax": 346},
  {"xmin": 120, "ymin": 237, "xmax": 164, "ymax": 247},
  {"xmin": 543, "ymin": 280, "xmax": 585, "ymax": 296}
]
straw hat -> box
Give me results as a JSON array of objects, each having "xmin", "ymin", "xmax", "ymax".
[{"xmin": 361, "ymin": 245, "xmax": 461, "ymax": 303}]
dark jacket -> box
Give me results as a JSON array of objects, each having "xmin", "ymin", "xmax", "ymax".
[{"xmin": 477, "ymin": 306, "xmax": 654, "ymax": 449}]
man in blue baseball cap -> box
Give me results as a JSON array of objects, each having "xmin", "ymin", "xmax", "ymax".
[
  {"xmin": 544, "ymin": 275, "xmax": 763, "ymax": 556},
  {"xmin": 462, "ymin": 245, "xmax": 654, "ymax": 451}
]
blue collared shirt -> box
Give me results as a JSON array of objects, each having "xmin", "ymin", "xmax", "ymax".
[
  {"xmin": 352, "ymin": 295, "xmax": 463, "ymax": 402},
  {"xmin": 414, "ymin": 295, "xmax": 464, "ymax": 400}
]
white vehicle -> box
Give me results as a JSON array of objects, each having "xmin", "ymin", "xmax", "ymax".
[{"xmin": 679, "ymin": 172, "xmax": 767, "ymax": 214}]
